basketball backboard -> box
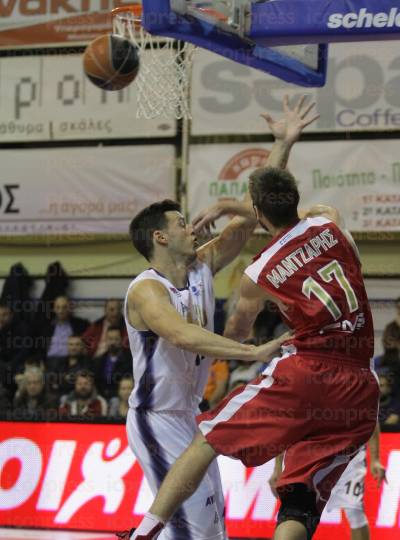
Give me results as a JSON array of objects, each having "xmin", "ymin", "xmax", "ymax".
[{"xmin": 141, "ymin": 0, "xmax": 400, "ymax": 87}]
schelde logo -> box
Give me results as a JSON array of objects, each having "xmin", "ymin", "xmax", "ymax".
[
  {"xmin": 210, "ymin": 148, "xmax": 270, "ymax": 200},
  {"xmin": 327, "ymin": 7, "xmax": 400, "ymax": 29}
]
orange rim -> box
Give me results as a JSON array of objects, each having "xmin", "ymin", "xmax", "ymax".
[
  {"xmin": 197, "ymin": 7, "xmax": 228, "ymax": 22},
  {"xmin": 111, "ymin": 4, "xmax": 142, "ymax": 19}
]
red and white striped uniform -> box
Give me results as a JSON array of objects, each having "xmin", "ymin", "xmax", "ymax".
[{"xmin": 198, "ymin": 217, "xmax": 379, "ymax": 512}]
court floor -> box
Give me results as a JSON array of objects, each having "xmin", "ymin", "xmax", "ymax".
[
  {"xmin": 0, "ymin": 530, "xmax": 114, "ymax": 540},
  {"xmin": 0, "ymin": 530, "xmax": 248, "ymax": 540}
]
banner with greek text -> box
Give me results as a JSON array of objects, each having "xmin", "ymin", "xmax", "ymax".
[
  {"xmin": 0, "ymin": 1, "xmax": 130, "ymax": 47},
  {"xmin": 1, "ymin": 421, "xmax": 399, "ymax": 539},
  {"xmin": 0, "ymin": 53, "xmax": 176, "ymax": 142},
  {"xmin": 188, "ymin": 141, "xmax": 400, "ymax": 232},
  {"xmin": 191, "ymin": 41, "xmax": 400, "ymax": 134},
  {"xmin": 0, "ymin": 145, "xmax": 175, "ymax": 236}
]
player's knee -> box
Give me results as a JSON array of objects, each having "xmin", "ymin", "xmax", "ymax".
[
  {"xmin": 277, "ymin": 483, "xmax": 320, "ymax": 540},
  {"xmin": 344, "ymin": 507, "xmax": 369, "ymax": 530}
]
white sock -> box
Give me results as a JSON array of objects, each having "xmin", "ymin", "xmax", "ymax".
[{"xmin": 130, "ymin": 512, "xmax": 165, "ymax": 539}]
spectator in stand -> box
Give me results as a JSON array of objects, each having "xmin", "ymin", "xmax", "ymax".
[
  {"xmin": 42, "ymin": 296, "xmax": 89, "ymax": 361},
  {"xmin": 83, "ymin": 299, "xmax": 128, "ymax": 358},
  {"xmin": 14, "ymin": 354, "xmax": 45, "ymax": 401},
  {"xmin": 0, "ymin": 381, "xmax": 10, "ymax": 413},
  {"xmin": 108, "ymin": 375, "xmax": 134, "ymax": 419},
  {"xmin": 93, "ymin": 327, "xmax": 132, "ymax": 399},
  {"xmin": 59, "ymin": 370, "xmax": 107, "ymax": 418},
  {"xmin": 13, "ymin": 367, "xmax": 58, "ymax": 420},
  {"xmin": 382, "ymin": 297, "xmax": 400, "ymax": 351},
  {"xmin": 374, "ymin": 333, "xmax": 400, "ymax": 391},
  {"xmin": 0, "ymin": 301, "xmax": 33, "ymax": 392},
  {"xmin": 203, "ymin": 360, "xmax": 230, "ymax": 410},
  {"xmin": 0, "ymin": 361, "xmax": 11, "ymax": 413},
  {"xmin": 378, "ymin": 371, "xmax": 400, "ymax": 426},
  {"xmin": 47, "ymin": 335, "xmax": 89, "ymax": 396}
]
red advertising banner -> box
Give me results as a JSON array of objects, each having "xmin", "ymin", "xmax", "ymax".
[
  {"xmin": 0, "ymin": 1, "xmax": 134, "ymax": 47},
  {"xmin": 1, "ymin": 421, "xmax": 399, "ymax": 539}
]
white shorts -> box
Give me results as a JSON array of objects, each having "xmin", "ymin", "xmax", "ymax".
[
  {"xmin": 126, "ymin": 408, "xmax": 227, "ymax": 540},
  {"xmin": 326, "ymin": 446, "xmax": 367, "ymax": 512}
]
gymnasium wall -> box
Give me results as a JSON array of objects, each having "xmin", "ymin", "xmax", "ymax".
[
  {"xmin": 0, "ymin": 42, "xmax": 400, "ymax": 270},
  {"xmin": 0, "ymin": 24, "xmax": 399, "ymax": 318}
]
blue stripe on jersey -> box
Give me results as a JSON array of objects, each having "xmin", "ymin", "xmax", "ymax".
[
  {"xmin": 135, "ymin": 411, "xmax": 193, "ymax": 540},
  {"xmin": 136, "ymin": 330, "xmax": 159, "ymax": 410}
]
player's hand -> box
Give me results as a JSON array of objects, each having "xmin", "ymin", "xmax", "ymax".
[
  {"xmin": 261, "ymin": 94, "xmax": 320, "ymax": 145},
  {"xmin": 192, "ymin": 200, "xmax": 255, "ymax": 234},
  {"xmin": 255, "ymin": 331, "xmax": 292, "ymax": 362},
  {"xmin": 192, "ymin": 203, "xmax": 224, "ymax": 234},
  {"xmin": 370, "ymin": 460, "xmax": 387, "ymax": 487}
]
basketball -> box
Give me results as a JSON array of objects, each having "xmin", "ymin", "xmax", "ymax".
[{"xmin": 83, "ymin": 33, "xmax": 139, "ymax": 91}]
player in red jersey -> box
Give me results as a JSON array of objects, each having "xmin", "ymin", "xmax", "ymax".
[{"xmin": 127, "ymin": 97, "xmax": 379, "ymax": 540}]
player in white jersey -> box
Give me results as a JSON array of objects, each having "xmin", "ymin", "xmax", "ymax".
[
  {"xmin": 122, "ymin": 206, "xmax": 288, "ymax": 540},
  {"xmin": 269, "ymin": 422, "xmax": 386, "ymax": 540},
  {"xmin": 116, "ymin": 101, "xmax": 305, "ymax": 540},
  {"xmin": 326, "ymin": 422, "xmax": 386, "ymax": 540}
]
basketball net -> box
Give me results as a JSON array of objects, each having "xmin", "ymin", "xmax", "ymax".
[{"xmin": 112, "ymin": 5, "xmax": 195, "ymax": 120}]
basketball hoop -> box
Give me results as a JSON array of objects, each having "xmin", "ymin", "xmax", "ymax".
[{"xmin": 111, "ymin": 4, "xmax": 195, "ymax": 120}]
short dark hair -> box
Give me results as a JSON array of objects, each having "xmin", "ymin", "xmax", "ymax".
[
  {"xmin": 76, "ymin": 369, "xmax": 94, "ymax": 382},
  {"xmin": 129, "ymin": 199, "xmax": 181, "ymax": 261},
  {"xmin": 249, "ymin": 167, "xmax": 299, "ymax": 227}
]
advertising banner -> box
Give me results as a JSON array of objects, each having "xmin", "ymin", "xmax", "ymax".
[
  {"xmin": 0, "ymin": 145, "xmax": 175, "ymax": 236},
  {"xmin": 1, "ymin": 421, "xmax": 399, "ymax": 539},
  {"xmin": 0, "ymin": 53, "xmax": 176, "ymax": 143},
  {"xmin": 0, "ymin": 1, "xmax": 131, "ymax": 47},
  {"xmin": 187, "ymin": 141, "xmax": 400, "ymax": 232},
  {"xmin": 191, "ymin": 41, "xmax": 400, "ymax": 135}
]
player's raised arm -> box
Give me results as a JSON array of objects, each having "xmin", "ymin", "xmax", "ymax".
[
  {"xmin": 195, "ymin": 95, "xmax": 319, "ymax": 274},
  {"xmin": 300, "ymin": 204, "xmax": 361, "ymax": 259},
  {"xmin": 299, "ymin": 204, "xmax": 343, "ymax": 225},
  {"xmin": 127, "ymin": 279, "xmax": 289, "ymax": 362}
]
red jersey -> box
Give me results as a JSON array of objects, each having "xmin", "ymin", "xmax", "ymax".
[{"xmin": 246, "ymin": 217, "xmax": 374, "ymax": 363}]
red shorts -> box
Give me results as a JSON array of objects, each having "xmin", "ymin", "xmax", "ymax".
[{"xmin": 198, "ymin": 348, "xmax": 379, "ymax": 512}]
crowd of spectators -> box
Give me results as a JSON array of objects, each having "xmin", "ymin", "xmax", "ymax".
[
  {"xmin": 375, "ymin": 297, "xmax": 400, "ymax": 426},
  {"xmin": 0, "ymin": 296, "xmax": 134, "ymax": 421}
]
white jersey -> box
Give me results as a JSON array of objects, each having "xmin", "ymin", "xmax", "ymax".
[{"xmin": 125, "ymin": 261, "xmax": 215, "ymax": 412}]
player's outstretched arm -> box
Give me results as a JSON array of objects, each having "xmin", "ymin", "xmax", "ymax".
[
  {"xmin": 194, "ymin": 95, "xmax": 319, "ymax": 274},
  {"xmin": 300, "ymin": 204, "xmax": 361, "ymax": 259},
  {"xmin": 223, "ymin": 273, "xmax": 284, "ymax": 346},
  {"xmin": 299, "ymin": 204, "xmax": 343, "ymax": 225},
  {"xmin": 128, "ymin": 280, "xmax": 289, "ymax": 362},
  {"xmin": 260, "ymin": 93, "xmax": 319, "ymax": 168}
]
